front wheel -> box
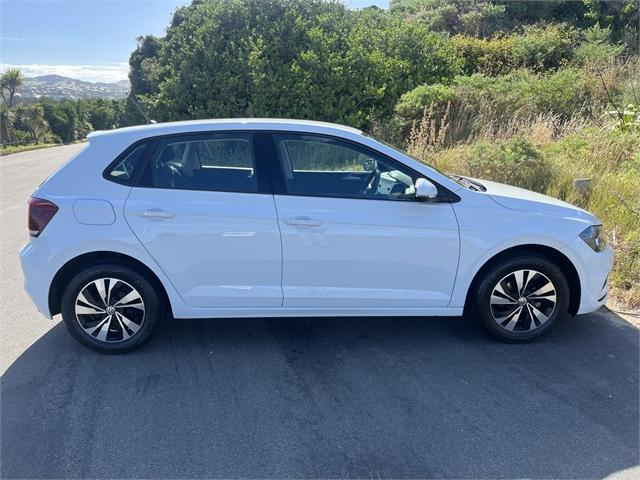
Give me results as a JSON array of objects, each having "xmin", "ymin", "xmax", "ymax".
[
  {"xmin": 60, "ymin": 263, "xmax": 163, "ymax": 353},
  {"xmin": 472, "ymin": 253, "xmax": 570, "ymax": 342}
]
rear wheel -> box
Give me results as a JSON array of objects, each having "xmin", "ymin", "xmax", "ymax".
[
  {"xmin": 472, "ymin": 253, "xmax": 570, "ymax": 342},
  {"xmin": 60, "ymin": 264, "xmax": 163, "ymax": 353}
]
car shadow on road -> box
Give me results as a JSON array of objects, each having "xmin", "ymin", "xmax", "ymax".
[{"xmin": 2, "ymin": 311, "xmax": 638, "ymax": 479}]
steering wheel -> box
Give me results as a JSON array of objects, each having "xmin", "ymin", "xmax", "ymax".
[{"xmin": 359, "ymin": 167, "xmax": 381, "ymax": 196}]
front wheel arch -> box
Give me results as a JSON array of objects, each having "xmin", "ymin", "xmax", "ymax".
[
  {"xmin": 49, "ymin": 251, "xmax": 173, "ymax": 319},
  {"xmin": 463, "ymin": 244, "xmax": 581, "ymax": 317}
]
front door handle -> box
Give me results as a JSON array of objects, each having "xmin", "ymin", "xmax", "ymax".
[
  {"xmin": 284, "ymin": 216, "xmax": 321, "ymax": 227},
  {"xmin": 138, "ymin": 209, "xmax": 175, "ymax": 220}
]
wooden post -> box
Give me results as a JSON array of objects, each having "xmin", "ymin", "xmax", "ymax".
[{"xmin": 573, "ymin": 178, "xmax": 591, "ymax": 206}]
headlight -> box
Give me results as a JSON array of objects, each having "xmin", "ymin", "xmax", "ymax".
[{"xmin": 579, "ymin": 225, "xmax": 607, "ymax": 252}]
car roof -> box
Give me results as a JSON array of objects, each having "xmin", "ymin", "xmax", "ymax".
[{"xmin": 87, "ymin": 118, "xmax": 363, "ymax": 142}]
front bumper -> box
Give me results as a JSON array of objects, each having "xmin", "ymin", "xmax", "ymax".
[
  {"xmin": 19, "ymin": 240, "xmax": 62, "ymax": 319},
  {"xmin": 567, "ymin": 237, "xmax": 614, "ymax": 315}
]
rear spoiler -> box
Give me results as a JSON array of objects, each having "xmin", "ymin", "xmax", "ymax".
[{"xmin": 87, "ymin": 130, "xmax": 108, "ymax": 142}]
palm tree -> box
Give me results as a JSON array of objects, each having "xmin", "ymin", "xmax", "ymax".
[
  {"xmin": 0, "ymin": 68, "xmax": 25, "ymax": 107},
  {"xmin": 0, "ymin": 103, "xmax": 15, "ymax": 144},
  {"xmin": 14, "ymin": 104, "xmax": 48, "ymax": 142}
]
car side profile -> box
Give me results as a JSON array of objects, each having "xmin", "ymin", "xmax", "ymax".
[{"xmin": 20, "ymin": 119, "xmax": 614, "ymax": 352}]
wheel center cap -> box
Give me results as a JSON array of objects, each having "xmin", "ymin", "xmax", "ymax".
[
  {"xmin": 517, "ymin": 297, "xmax": 528, "ymax": 306},
  {"xmin": 106, "ymin": 306, "xmax": 116, "ymax": 315}
]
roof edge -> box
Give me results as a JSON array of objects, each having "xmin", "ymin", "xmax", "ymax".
[{"xmin": 88, "ymin": 118, "xmax": 363, "ymax": 140}]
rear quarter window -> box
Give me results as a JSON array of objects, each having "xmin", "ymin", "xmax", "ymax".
[{"xmin": 105, "ymin": 143, "xmax": 149, "ymax": 185}]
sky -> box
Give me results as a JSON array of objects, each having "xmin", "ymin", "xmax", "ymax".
[{"xmin": 0, "ymin": 0, "xmax": 389, "ymax": 83}]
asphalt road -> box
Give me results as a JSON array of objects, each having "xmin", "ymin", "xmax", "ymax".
[{"xmin": 1, "ymin": 144, "xmax": 638, "ymax": 479}]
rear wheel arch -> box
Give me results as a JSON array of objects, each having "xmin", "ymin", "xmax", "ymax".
[
  {"xmin": 464, "ymin": 244, "xmax": 581, "ymax": 316},
  {"xmin": 49, "ymin": 251, "xmax": 172, "ymax": 318}
]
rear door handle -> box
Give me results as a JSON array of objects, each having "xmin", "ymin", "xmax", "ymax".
[
  {"xmin": 284, "ymin": 216, "xmax": 321, "ymax": 227},
  {"xmin": 138, "ymin": 209, "xmax": 175, "ymax": 220}
]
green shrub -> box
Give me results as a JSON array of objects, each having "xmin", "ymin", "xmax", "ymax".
[
  {"xmin": 393, "ymin": 83, "xmax": 455, "ymax": 136},
  {"xmin": 574, "ymin": 25, "xmax": 625, "ymax": 65},
  {"xmin": 393, "ymin": 60, "xmax": 636, "ymax": 143},
  {"xmin": 12, "ymin": 129, "xmax": 33, "ymax": 145},
  {"xmin": 450, "ymin": 34, "xmax": 516, "ymax": 75},
  {"xmin": 464, "ymin": 136, "xmax": 551, "ymax": 191},
  {"xmin": 511, "ymin": 23, "xmax": 579, "ymax": 71}
]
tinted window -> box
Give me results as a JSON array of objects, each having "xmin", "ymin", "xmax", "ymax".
[
  {"xmin": 142, "ymin": 133, "xmax": 257, "ymax": 193},
  {"xmin": 107, "ymin": 144, "xmax": 147, "ymax": 184},
  {"xmin": 273, "ymin": 134, "xmax": 417, "ymax": 200}
]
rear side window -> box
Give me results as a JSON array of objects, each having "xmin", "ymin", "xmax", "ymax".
[
  {"xmin": 106, "ymin": 144, "xmax": 148, "ymax": 185},
  {"xmin": 139, "ymin": 133, "xmax": 257, "ymax": 193}
]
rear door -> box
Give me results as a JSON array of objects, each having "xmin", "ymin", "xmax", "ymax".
[
  {"xmin": 124, "ymin": 131, "xmax": 283, "ymax": 308},
  {"xmin": 268, "ymin": 132, "xmax": 460, "ymax": 308}
]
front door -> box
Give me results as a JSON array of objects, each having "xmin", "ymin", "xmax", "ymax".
[{"xmin": 269, "ymin": 133, "xmax": 460, "ymax": 308}]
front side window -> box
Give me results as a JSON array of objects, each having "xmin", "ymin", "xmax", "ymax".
[
  {"xmin": 273, "ymin": 134, "xmax": 417, "ymax": 200},
  {"xmin": 141, "ymin": 133, "xmax": 257, "ymax": 193}
]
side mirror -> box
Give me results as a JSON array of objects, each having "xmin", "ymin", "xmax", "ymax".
[{"xmin": 415, "ymin": 178, "xmax": 438, "ymax": 200}]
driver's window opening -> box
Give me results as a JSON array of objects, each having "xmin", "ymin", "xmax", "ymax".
[{"xmin": 274, "ymin": 134, "xmax": 417, "ymax": 200}]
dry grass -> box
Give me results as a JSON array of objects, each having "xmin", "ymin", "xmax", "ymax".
[{"xmin": 406, "ymin": 102, "xmax": 450, "ymax": 164}]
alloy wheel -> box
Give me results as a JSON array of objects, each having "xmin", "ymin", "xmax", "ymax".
[
  {"xmin": 489, "ymin": 269, "xmax": 557, "ymax": 332},
  {"xmin": 75, "ymin": 278, "xmax": 145, "ymax": 343}
]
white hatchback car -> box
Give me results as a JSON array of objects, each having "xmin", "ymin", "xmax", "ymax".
[{"xmin": 21, "ymin": 119, "xmax": 613, "ymax": 352}]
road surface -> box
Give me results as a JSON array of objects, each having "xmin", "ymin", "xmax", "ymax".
[{"xmin": 1, "ymin": 144, "xmax": 638, "ymax": 478}]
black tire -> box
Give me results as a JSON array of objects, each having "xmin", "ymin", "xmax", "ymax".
[
  {"xmin": 60, "ymin": 263, "xmax": 163, "ymax": 353},
  {"xmin": 472, "ymin": 252, "xmax": 570, "ymax": 342}
]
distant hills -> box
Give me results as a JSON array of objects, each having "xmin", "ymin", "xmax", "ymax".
[{"xmin": 18, "ymin": 75, "xmax": 130, "ymax": 100}]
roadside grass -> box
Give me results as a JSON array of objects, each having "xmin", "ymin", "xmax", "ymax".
[{"xmin": 0, "ymin": 143, "xmax": 61, "ymax": 156}]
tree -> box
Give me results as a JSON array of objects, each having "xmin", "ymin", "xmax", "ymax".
[
  {"xmin": 0, "ymin": 103, "xmax": 15, "ymax": 144},
  {"xmin": 583, "ymin": 0, "xmax": 640, "ymax": 46},
  {"xmin": 0, "ymin": 68, "xmax": 25, "ymax": 108},
  {"xmin": 14, "ymin": 104, "xmax": 49, "ymax": 142},
  {"xmin": 129, "ymin": 35, "xmax": 163, "ymax": 97},
  {"xmin": 128, "ymin": 0, "xmax": 461, "ymax": 128}
]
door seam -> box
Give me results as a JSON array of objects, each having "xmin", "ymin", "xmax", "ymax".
[{"xmin": 270, "ymin": 194, "xmax": 285, "ymax": 307}]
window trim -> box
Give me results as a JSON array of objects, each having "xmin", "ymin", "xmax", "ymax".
[{"xmin": 263, "ymin": 131, "xmax": 459, "ymax": 203}]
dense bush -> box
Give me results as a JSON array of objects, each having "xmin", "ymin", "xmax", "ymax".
[
  {"xmin": 450, "ymin": 34, "xmax": 516, "ymax": 75},
  {"xmin": 393, "ymin": 83, "xmax": 455, "ymax": 125},
  {"xmin": 463, "ymin": 136, "xmax": 551, "ymax": 191},
  {"xmin": 511, "ymin": 23, "xmax": 578, "ymax": 71},
  {"xmin": 13, "ymin": 104, "xmax": 49, "ymax": 143},
  {"xmin": 451, "ymin": 23, "xmax": 580, "ymax": 77},
  {"xmin": 574, "ymin": 25, "xmax": 626, "ymax": 64},
  {"xmin": 130, "ymin": 0, "xmax": 461, "ymax": 128},
  {"xmin": 394, "ymin": 60, "xmax": 635, "ymax": 143},
  {"xmin": 1, "ymin": 96, "xmax": 127, "ymax": 146},
  {"xmin": 389, "ymin": 0, "xmax": 507, "ymax": 37}
]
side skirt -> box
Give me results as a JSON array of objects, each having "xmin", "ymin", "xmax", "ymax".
[{"xmin": 173, "ymin": 307, "xmax": 464, "ymax": 319}]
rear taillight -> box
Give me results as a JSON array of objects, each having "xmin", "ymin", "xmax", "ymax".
[{"xmin": 28, "ymin": 197, "xmax": 58, "ymax": 237}]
